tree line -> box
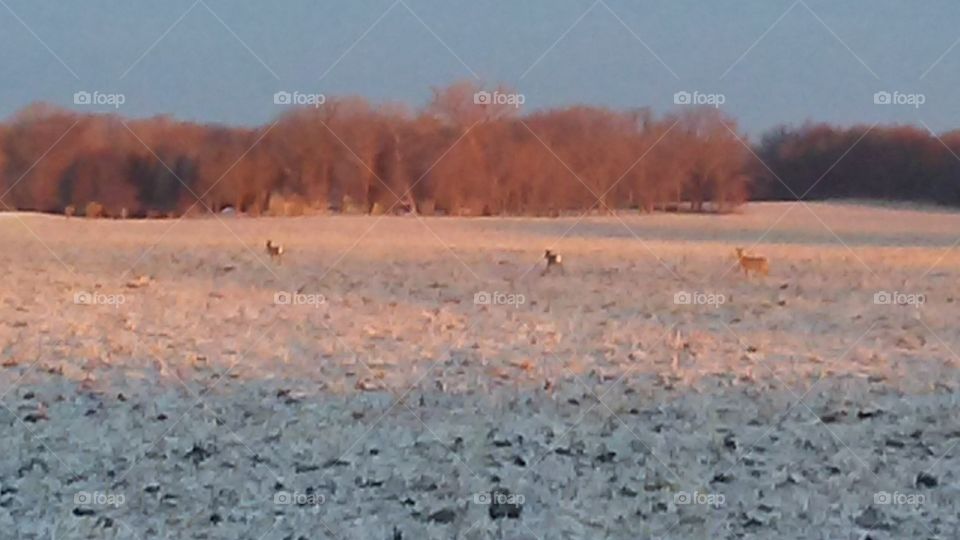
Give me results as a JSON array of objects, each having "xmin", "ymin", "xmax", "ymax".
[
  {"xmin": 8, "ymin": 82, "xmax": 952, "ymax": 219},
  {"xmin": 753, "ymin": 123, "xmax": 960, "ymax": 205},
  {"xmin": 0, "ymin": 82, "xmax": 750, "ymax": 218}
]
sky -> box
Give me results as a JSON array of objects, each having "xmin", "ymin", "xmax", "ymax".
[{"xmin": 2, "ymin": 0, "xmax": 960, "ymax": 136}]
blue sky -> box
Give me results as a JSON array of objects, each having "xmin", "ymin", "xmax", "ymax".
[{"xmin": 2, "ymin": 0, "xmax": 959, "ymax": 136}]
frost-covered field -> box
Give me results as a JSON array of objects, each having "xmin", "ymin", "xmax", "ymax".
[{"xmin": 2, "ymin": 202, "xmax": 960, "ymax": 539}]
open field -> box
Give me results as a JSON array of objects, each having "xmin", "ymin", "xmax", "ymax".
[{"xmin": 2, "ymin": 202, "xmax": 960, "ymax": 539}]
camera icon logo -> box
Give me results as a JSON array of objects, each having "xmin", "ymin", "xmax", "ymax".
[
  {"xmin": 873, "ymin": 291, "xmax": 891, "ymax": 305},
  {"xmin": 674, "ymin": 491, "xmax": 691, "ymax": 505},
  {"xmin": 474, "ymin": 91, "xmax": 492, "ymax": 105},
  {"xmin": 74, "ymin": 491, "xmax": 91, "ymax": 505},
  {"xmin": 274, "ymin": 491, "xmax": 291, "ymax": 505},
  {"xmin": 674, "ymin": 91, "xmax": 692, "ymax": 105},
  {"xmin": 274, "ymin": 91, "xmax": 293, "ymax": 105},
  {"xmin": 474, "ymin": 291, "xmax": 492, "ymax": 305},
  {"xmin": 74, "ymin": 91, "xmax": 92, "ymax": 105},
  {"xmin": 274, "ymin": 291, "xmax": 292, "ymax": 305},
  {"xmin": 874, "ymin": 491, "xmax": 891, "ymax": 505},
  {"xmin": 874, "ymin": 91, "xmax": 892, "ymax": 105},
  {"xmin": 674, "ymin": 291, "xmax": 692, "ymax": 305},
  {"xmin": 74, "ymin": 291, "xmax": 93, "ymax": 305}
]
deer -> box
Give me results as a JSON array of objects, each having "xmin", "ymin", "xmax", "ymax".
[
  {"xmin": 542, "ymin": 250, "xmax": 564, "ymax": 276},
  {"xmin": 735, "ymin": 247, "xmax": 768, "ymax": 277},
  {"xmin": 265, "ymin": 240, "xmax": 284, "ymax": 264}
]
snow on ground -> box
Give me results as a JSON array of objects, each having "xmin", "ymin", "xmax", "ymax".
[{"xmin": 1, "ymin": 202, "xmax": 960, "ymax": 539}]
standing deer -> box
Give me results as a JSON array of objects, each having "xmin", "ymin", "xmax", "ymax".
[
  {"xmin": 735, "ymin": 247, "xmax": 768, "ymax": 277},
  {"xmin": 266, "ymin": 240, "xmax": 284, "ymax": 264},
  {"xmin": 542, "ymin": 250, "xmax": 564, "ymax": 276}
]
